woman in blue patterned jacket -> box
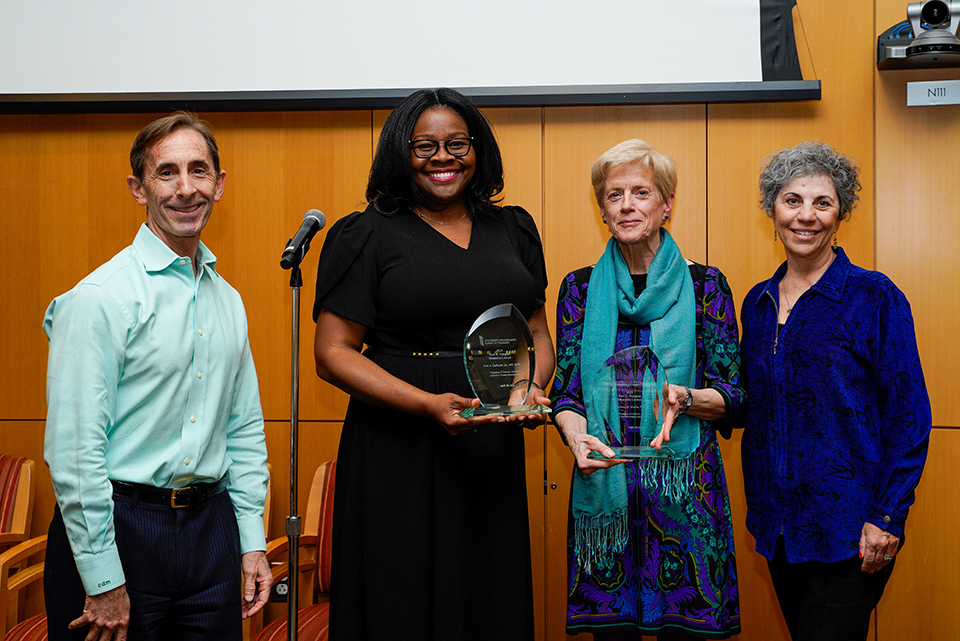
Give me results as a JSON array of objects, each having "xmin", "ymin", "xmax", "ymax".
[{"xmin": 738, "ymin": 141, "xmax": 931, "ymax": 641}]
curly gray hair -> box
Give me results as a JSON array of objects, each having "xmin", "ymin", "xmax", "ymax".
[{"xmin": 758, "ymin": 141, "xmax": 861, "ymax": 221}]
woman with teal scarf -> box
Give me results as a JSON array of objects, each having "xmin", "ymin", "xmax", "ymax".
[{"xmin": 551, "ymin": 140, "xmax": 744, "ymax": 640}]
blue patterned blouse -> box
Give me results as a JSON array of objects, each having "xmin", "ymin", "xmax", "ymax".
[{"xmin": 738, "ymin": 247, "xmax": 932, "ymax": 564}]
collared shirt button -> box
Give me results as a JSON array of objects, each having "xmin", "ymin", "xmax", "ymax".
[
  {"xmin": 184, "ymin": 458, "xmax": 191, "ymax": 466},
  {"xmin": 198, "ymin": 328, "xmax": 203, "ymax": 336},
  {"xmin": 190, "ymin": 415, "xmax": 196, "ymax": 423},
  {"xmin": 197, "ymin": 371, "xmax": 202, "ymax": 379},
  {"xmin": 179, "ymin": 259, "xmax": 187, "ymax": 266},
  {"xmin": 883, "ymin": 515, "xmax": 891, "ymax": 524}
]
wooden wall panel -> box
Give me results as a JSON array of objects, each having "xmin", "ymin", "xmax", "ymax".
[
  {"xmin": 0, "ymin": 114, "xmax": 147, "ymax": 421},
  {"xmin": 500, "ymin": 108, "xmax": 549, "ymax": 641},
  {"xmin": 487, "ymin": 107, "xmax": 545, "ymax": 225},
  {"xmin": 544, "ymin": 428, "xmax": 577, "ymax": 641},
  {"xmin": 875, "ymin": 0, "xmax": 960, "ymax": 427},
  {"xmin": 875, "ymin": 428, "xmax": 960, "ymax": 640},
  {"xmin": 486, "ymin": 106, "xmax": 548, "ymax": 641},
  {"xmin": 873, "ymin": 1, "xmax": 960, "ymax": 637},
  {"xmin": 206, "ymin": 111, "xmax": 373, "ymax": 423},
  {"xmin": 707, "ymin": 0, "xmax": 876, "ymax": 306}
]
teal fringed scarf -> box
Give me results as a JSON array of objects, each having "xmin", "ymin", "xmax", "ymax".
[{"xmin": 573, "ymin": 228, "xmax": 697, "ymax": 573}]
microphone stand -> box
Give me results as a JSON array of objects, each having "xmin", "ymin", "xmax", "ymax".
[
  {"xmin": 280, "ymin": 211, "xmax": 324, "ymax": 640},
  {"xmin": 282, "ymin": 244, "xmax": 308, "ymax": 641}
]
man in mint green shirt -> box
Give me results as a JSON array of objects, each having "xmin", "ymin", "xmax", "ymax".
[{"xmin": 43, "ymin": 112, "xmax": 271, "ymax": 641}]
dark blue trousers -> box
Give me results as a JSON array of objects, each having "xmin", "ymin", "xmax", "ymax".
[
  {"xmin": 767, "ymin": 536, "xmax": 895, "ymax": 641},
  {"xmin": 45, "ymin": 491, "xmax": 242, "ymax": 641}
]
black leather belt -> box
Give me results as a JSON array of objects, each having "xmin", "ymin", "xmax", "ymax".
[{"xmin": 111, "ymin": 477, "xmax": 228, "ymax": 509}]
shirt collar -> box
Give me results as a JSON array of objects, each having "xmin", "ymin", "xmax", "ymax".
[
  {"xmin": 133, "ymin": 223, "xmax": 218, "ymax": 275},
  {"xmin": 753, "ymin": 247, "xmax": 849, "ymax": 306}
]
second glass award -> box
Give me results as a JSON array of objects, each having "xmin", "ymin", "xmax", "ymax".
[{"xmin": 587, "ymin": 346, "xmax": 676, "ymax": 459}]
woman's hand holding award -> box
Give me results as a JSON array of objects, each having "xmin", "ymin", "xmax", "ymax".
[{"xmin": 459, "ymin": 303, "xmax": 551, "ymax": 418}]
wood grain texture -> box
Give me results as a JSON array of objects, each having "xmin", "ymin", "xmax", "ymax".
[
  {"xmin": 873, "ymin": 0, "xmax": 959, "ymax": 627},
  {"xmin": 875, "ymin": 0, "xmax": 960, "ymax": 427},
  {"xmin": 707, "ymin": 0, "xmax": 876, "ymax": 309},
  {"xmin": 207, "ymin": 110, "xmax": 372, "ymax": 423},
  {"xmin": 0, "ymin": 114, "xmax": 146, "ymax": 421},
  {"xmin": 875, "ymin": 428, "xmax": 959, "ymax": 640}
]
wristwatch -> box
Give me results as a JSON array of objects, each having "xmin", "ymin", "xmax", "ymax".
[{"xmin": 677, "ymin": 387, "xmax": 693, "ymax": 415}]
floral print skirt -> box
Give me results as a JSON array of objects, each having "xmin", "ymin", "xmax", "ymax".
[{"xmin": 566, "ymin": 428, "xmax": 741, "ymax": 638}]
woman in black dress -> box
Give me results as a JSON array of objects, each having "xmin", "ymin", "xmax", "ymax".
[{"xmin": 313, "ymin": 88, "xmax": 554, "ymax": 641}]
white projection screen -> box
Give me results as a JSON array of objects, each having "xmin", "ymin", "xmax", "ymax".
[{"xmin": 0, "ymin": 0, "xmax": 818, "ymax": 112}]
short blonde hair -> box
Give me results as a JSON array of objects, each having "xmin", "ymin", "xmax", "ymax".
[{"xmin": 591, "ymin": 139, "xmax": 677, "ymax": 207}]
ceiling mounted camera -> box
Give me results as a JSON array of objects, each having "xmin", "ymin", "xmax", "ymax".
[{"xmin": 878, "ymin": 0, "xmax": 960, "ymax": 69}]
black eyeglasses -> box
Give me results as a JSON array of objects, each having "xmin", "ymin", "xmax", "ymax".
[{"xmin": 408, "ymin": 137, "xmax": 474, "ymax": 159}]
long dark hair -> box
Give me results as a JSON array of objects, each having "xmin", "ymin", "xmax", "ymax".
[{"xmin": 365, "ymin": 88, "xmax": 504, "ymax": 216}]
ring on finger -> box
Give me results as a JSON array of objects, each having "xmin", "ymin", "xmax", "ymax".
[{"xmin": 882, "ymin": 554, "xmax": 893, "ymax": 561}]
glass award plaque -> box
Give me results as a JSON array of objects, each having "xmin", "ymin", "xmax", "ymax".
[
  {"xmin": 459, "ymin": 303, "xmax": 551, "ymax": 418},
  {"xmin": 587, "ymin": 346, "xmax": 676, "ymax": 459}
]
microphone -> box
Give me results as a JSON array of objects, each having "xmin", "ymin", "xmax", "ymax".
[{"xmin": 280, "ymin": 209, "xmax": 326, "ymax": 270}]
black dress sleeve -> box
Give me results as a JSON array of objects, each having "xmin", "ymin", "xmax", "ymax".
[
  {"xmin": 502, "ymin": 205, "xmax": 548, "ymax": 305},
  {"xmin": 312, "ymin": 210, "xmax": 378, "ymax": 327}
]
